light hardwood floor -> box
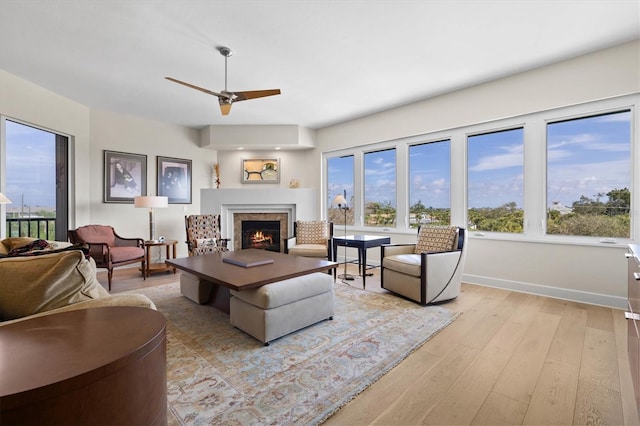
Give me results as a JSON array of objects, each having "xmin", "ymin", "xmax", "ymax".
[{"xmin": 104, "ymin": 263, "xmax": 640, "ymax": 426}]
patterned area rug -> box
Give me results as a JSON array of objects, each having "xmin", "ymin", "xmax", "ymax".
[{"xmin": 133, "ymin": 280, "xmax": 458, "ymax": 425}]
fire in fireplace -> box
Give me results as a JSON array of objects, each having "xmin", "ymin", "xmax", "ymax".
[{"xmin": 242, "ymin": 220, "xmax": 280, "ymax": 252}]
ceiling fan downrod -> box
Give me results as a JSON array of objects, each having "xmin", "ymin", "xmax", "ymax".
[{"xmin": 218, "ymin": 46, "xmax": 232, "ymax": 92}]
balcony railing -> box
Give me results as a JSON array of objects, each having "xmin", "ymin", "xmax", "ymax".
[{"xmin": 6, "ymin": 217, "xmax": 56, "ymax": 240}]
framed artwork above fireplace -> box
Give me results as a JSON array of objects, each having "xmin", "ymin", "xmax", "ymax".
[{"xmin": 241, "ymin": 158, "xmax": 280, "ymax": 184}]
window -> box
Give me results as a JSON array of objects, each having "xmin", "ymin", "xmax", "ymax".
[
  {"xmin": 327, "ymin": 155, "xmax": 354, "ymax": 225},
  {"xmin": 409, "ymin": 140, "xmax": 451, "ymax": 228},
  {"xmin": 467, "ymin": 128, "xmax": 524, "ymax": 233},
  {"xmin": 4, "ymin": 120, "xmax": 68, "ymax": 240},
  {"xmin": 364, "ymin": 148, "xmax": 396, "ymax": 227},
  {"xmin": 322, "ymin": 95, "xmax": 637, "ymax": 242},
  {"xmin": 546, "ymin": 110, "xmax": 631, "ymax": 238}
]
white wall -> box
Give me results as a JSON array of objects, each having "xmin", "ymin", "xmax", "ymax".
[
  {"xmin": 216, "ymin": 148, "xmax": 319, "ymax": 190},
  {"xmin": 89, "ymin": 109, "xmax": 215, "ymax": 257},
  {"xmin": 0, "ymin": 70, "xmax": 316, "ymax": 258},
  {"xmin": 0, "ymin": 70, "xmax": 92, "ymax": 226},
  {"xmin": 313, "ymin": 40, "xmax": 640, "ymax": 308}
]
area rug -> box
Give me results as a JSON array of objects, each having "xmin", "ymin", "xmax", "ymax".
[{"xmin": 131, "ymin": 280, "xmax": 458, "ymax": 425}]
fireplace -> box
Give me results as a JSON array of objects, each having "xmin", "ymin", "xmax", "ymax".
[
  {"xmin": 233, "ymin": 213, "xmax": 288, "ymax": 252},
  {"xmin": 242, "ymin": 220, "xmax": 280, "ymax": 252},
  {"xmin": 203, "ymin": 188, "xmax": 317, "ymax": 251}
]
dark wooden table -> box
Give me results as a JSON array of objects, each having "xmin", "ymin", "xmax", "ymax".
[
  {"xmin": 332, "ymin": 234, "xmax": 391, "ymax": 288},
  {"xmin": 0, "ymin": 307, "xmax": 167, "ymax": 425},
  {"xmin": 143, "ymin": 239, "xmax": 177, "ymax": 277},
  {"xmin": 166, "ymin": 249, "xmax": 337, "ymax": 312}
]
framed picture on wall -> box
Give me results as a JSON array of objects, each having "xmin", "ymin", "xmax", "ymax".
[
  {"xmin": 157, "ymin": 156, "xmax": 192, "ymax": 204},
  {"xmin": 103, "ymin": 150, "xmax": 147, "ymax": 203},
  {"xmin": 241, "ymin": 158, "xmax": 280, "ymax": 183}
]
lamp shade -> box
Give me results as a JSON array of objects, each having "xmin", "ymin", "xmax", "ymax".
[
  {"xmin": 134, "ymin": 196, "xmax": 168, "ymax": 208},
  {"xmin": 331, "ymin": 194, "xmax": 347, "ymax": 207},
  {"xmin": 0, "ymin": 193, "xmax": 12, "ymax": 204}
]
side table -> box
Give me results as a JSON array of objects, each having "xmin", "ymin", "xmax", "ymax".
[
  {"xmin": 0, "ymin": 307, "xmax": 167, "ymax": 425},
  {"xmin": 332, "ymin": 234, "xmax": 391, "ymax": 289},
  {"xmin": 144, "ymin": 239, "xmax": 177, "ymax": 277}
]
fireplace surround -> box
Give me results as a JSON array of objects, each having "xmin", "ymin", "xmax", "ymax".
[
  {"xmin": 233, "ymin": 213, "xmax": 288, "ymax": 252},
  {"xmin": 201, "ymin": 188, "xmax": 318, "ymax": 251}
]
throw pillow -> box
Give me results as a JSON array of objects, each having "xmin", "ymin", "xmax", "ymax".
[
  {"xmin": 0, "ymin": 242, "xmax": 89, "ymax": 259},
  {"xmin": 0, "ymin": 250, "xmax": 105, "ymax": 321},
  {"xmin": 415, "ymin": 226, "xmax": 457, "ymax": 254},
  {"xmin": 7, "ymin": 239, "xmax": 51, "ymax": 255},
  {"xmin": 195, "ymin": 238, "xmax": 217, "ymax": 248},
  {"xmin": 296, "ymin": 221, "xmax": 328, "ymax": 245},
  {"xmin": 0, "ymin": 237, "xmax": 41, "ymax": 255}
]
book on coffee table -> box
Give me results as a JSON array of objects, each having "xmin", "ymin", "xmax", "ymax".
[{"xmin": 222, "ymin": 253, "xmax": 274, "ymax": 268}]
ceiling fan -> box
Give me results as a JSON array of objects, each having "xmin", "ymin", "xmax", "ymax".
[{"xmin": 165, "ymin": 46, "xmax": 281, "ymax": 116}]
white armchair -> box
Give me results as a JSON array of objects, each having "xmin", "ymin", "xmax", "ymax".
[
  {"xmin": 284, "ymin": 221, "xmax": 333, "ymax": 260},
  {"xmin": 381, "ymin": 226, "xmax": 466, "ymax": 305}
]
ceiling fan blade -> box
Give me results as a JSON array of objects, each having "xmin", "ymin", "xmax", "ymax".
[
  {"xmin": 165, "ymin": 77, "xmax": 226, "ymax": 98},
  {"xmin": 231, "ymin": 89, "xmax": 281, "ymax": 102}
]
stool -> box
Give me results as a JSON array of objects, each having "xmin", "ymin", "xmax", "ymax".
[{"xmin": 230, "ymin": 272, "xmax": 334, "ymax": 345}]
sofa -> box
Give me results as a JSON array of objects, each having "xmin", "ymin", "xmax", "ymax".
[{"xmin": 0, "ymin": 239, "xmax": 156, "ymax": 326}]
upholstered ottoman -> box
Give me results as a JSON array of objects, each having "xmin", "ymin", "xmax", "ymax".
[
  {"xmin": 180, "ymin": 272, "xmax": 212, "ymax": 304},
  {"xmin": 229, "ymin": 272, "xmax": 334, "ymax": 345}
]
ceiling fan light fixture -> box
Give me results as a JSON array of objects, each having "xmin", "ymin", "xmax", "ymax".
[{"xmin": 219, "ymin": 98, "xmax": 232, "ymax": 115}]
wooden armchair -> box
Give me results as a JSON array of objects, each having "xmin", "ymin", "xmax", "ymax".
[
  {"xmin": 284, "ymin": 221, "xmax": 333, "ymax": 260},
  {"xmin": 381, "ymin": 226, "xmax": 466, "ymax": 305},
  {"xmin": 67, "ymin": 225, "xmax": 145, "ymax": 291},
  {"xmin": 184, "ymin": 215, "xmax": 229, "ymax": 256}
]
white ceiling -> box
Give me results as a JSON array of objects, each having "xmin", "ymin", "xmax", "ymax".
[{"xmin": 1, "ymin": 0, "xmax": 638, "ymax": 130}]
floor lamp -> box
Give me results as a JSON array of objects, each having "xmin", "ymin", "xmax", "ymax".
[
  {"xmin": 331, "ymin": 191, "xmax": 354, "ymax": 281},
  {"xmin": 134, "ymin": 196, "xmax": 168, "ymax": 242}
]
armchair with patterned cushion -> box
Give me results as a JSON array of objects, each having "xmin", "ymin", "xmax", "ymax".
[
  {"xmin": 284, "ymin": 220, "xmax": 333, "ymax": 259},
  {"xmin": 180, "ymin": 214, "xmax": 230, "ymax": 304},
  {"xmin": 184, "ymin": 214, "xmax": 229, "ymax": 256},
  {"xmin": 381, "ymin": 225, "xmax": 466, "ymax": 305},
  {"xmin": 67, "ymin": 225, "xmax": 145, "ymax": 291}
]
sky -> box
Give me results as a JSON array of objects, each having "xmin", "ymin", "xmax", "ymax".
[
  {"xmin": 5, "ymin": 110, "xmax": 632, "ymax": 213},
  {"xmin": 546, "ymin": 110, "xmax": 631, "ymax": 207},
  {"xmin": 409, "ymin": 140, "xmax": 450, "ymax": 209},
  {"xmin": 4, "ymin": 120, "xmax": 56, "ymax": 209},
  {"xmin": 468, "ymin": 127, "xmax": 524, "ymax": 209},
  {"xmin": 328, "ymin": 109, "xmax": 631, "ymax": 210}
]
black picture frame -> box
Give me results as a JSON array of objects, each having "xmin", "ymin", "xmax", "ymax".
[
  {"xmin": 104, "ymin": 150, "xmax": 147, "ymax": 203},
  {"xmin": 157, "ymin": 156, "xmax": 192, "ymax": 204}
]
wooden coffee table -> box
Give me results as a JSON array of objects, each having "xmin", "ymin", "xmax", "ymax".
[{"xmin": 166, "ymin": 249, "xmax": 337, "ymax": 312}]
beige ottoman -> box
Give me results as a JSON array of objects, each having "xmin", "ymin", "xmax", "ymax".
[
  {"xmin": 180, "ymin": 272, "xmax": 212, "ymax": 304},
  {"xmin": 229, "ymin": 272, "xmax": 334, "ymax": 345}
]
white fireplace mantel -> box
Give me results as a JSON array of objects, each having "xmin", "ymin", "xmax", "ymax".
[{"xmin": 201, "ymin": 188, "xmax": 318, "ymax": 248}]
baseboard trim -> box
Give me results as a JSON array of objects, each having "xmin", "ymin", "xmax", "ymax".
[{"xmin": 462, "ymin": 273, "xmax": 627, "ymax": 309}]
